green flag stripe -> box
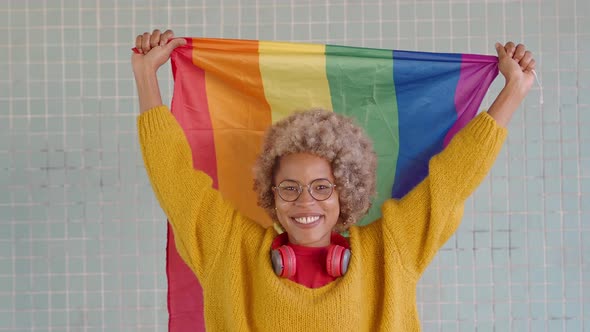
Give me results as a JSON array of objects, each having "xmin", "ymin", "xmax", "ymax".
[{"xmin": 325, "ymin": 45, "xmax": 399, "ymax": 225}]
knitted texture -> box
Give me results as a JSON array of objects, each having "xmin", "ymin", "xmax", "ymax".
[{"xmin": 138, "ymin": 105, "xmax": 507, "ymax": 331}]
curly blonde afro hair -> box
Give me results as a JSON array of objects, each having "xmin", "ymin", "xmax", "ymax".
[{"xmin": 253, "ymin": 109, "xmax": 377, "ymax": 232}]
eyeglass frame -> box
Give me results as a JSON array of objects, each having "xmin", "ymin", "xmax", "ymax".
[{"xmin": 272, "ymin": 178, "xmax": 337, "ymax": 202}]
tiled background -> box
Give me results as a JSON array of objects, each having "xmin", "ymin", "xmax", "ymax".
[{"xmin": 1, "ymin": 0, "xmax": 588, "ymax": 331}]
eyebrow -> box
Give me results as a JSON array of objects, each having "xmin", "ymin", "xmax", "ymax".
[{"xmin": 278, "ymin": 178, "xmax": 333, "ymax": 184}]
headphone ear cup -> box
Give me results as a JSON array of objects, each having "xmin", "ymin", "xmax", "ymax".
[
  {"xmin": 326, "ymin": 245, "xmax": 351, "ymax": 277},
  {"xmin": 271, "ymin": 245, "xmax": 296, "ymax": 278}
]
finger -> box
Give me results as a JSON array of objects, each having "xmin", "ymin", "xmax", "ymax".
[
  {"xmin": 142, "ymin": 32, "xmax": 151, "ymax": 53},
  {"xmin": 525, "ymin": 59, "xmax": 536, "ymax": 72},
  {"xmin": 519, "ymin": 51, "xmax": 533, "ymax": 70},
  {"xmin": 150, "ymin": 29, "xmax": 161, "ymax": 48},
  {"xmin": 165, "ymin": 38, "xmax": 187, "ymax": 52},
  {"xmin": 161, "ymin": 29, "xmax": 175, "ymax": 46},
  {"xmin": 495, "ymin": 42, "xmax": 507, "ymax": 58},
  {"xmin": 135, "ymin": 35, "xmax": 143, "ymax": 54},
  {"xmin": 504, "ymin": 41, "xmax": 516, "ymax": 56},
  {"xmin": 514, "ymin": 44, "xmax": 526, "ymax": 61}
]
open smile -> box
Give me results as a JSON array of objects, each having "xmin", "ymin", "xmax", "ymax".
[
  {"xmin": 290, "ymin": 215, "xmax": 323, "ymax": 227},
  {"xmin": 293, "ymin": 216, "xmax": 320, "ymax": 224}
]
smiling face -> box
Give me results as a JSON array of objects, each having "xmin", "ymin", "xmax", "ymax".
[{"xmin": 273, "ymin": 153, "xmax": 340, "ymax": 247}]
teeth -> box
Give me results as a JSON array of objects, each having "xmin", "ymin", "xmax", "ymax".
[{"xmin": 293, "ymin": 216, "xmax": 320, "ymax": 224}]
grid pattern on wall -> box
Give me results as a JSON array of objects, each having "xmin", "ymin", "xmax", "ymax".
[{"xmin": 1, "ymin": 0, "xmax": 588, "ymax": 331}]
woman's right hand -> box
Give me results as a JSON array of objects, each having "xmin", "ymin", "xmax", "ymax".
[
  {"xmin": 131, "ymin": 29, "xmax": 187, "ymax": 76},
  {"xmin": 132, "ymin": 29, "xmax": 186, "ymax": 113}
]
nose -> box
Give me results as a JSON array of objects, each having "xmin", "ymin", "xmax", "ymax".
[{"xmin": 295, "ymin": 185, "xmax": 316, "ymax": 204}]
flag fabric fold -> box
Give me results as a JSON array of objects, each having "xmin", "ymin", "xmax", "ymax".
[{"xmin": 165, "ymin": 37, "xmax": 498, "ymax": 331}]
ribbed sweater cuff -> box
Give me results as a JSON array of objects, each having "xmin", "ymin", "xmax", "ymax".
[
  {"xmin": 137, "ymin": 105, "xmax": 177, "ymax": 141},
  {"xmin": 468, "ymin": 111, "xmax": 508, "ymax": 147}
]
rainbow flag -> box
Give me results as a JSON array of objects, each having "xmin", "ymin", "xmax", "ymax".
[{"xmin": 165, "ymin": 37, "xmax": 498, "ymax": 331}]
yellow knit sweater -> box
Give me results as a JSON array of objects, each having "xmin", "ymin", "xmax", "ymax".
[{"xmin": 138, "ymin": 106, "xmax": 507, "ymax": 331}]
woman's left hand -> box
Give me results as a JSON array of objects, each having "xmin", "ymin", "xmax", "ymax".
[
  {"xmin": 486, "ymin": 42, "xmax": 537, "ymax": 126},
  {"xmin": 496, "ymin": 42, "xmax": 536, "ymax": 95}
]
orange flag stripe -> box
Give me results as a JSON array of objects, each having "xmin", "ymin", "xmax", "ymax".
[{"xmin": 192, "ymin": 38, "xmax": 272, "ymax": 226}]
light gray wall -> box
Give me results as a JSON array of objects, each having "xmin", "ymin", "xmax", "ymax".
[{"xmin": 1, "ymin": 0, "xmax": 588, "ymax": 331}]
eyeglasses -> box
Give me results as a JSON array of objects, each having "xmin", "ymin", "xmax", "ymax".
[{"xmin": 272, "ymin": 179, "xmax": 336, "ymax": 202}]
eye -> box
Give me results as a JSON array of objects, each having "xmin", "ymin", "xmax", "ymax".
[{"xmin": 282, "ymin": 186, "xmax": 298, "ymax": 192}]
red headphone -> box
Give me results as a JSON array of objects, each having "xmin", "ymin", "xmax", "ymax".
[{"xmin": 270, "ymin": 232, "xmax": 351, "ymax": 278}]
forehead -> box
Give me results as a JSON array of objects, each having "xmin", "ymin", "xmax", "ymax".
[{"xmin": 275, "ymin": 153, "xmax": 334, "ymax": 182}]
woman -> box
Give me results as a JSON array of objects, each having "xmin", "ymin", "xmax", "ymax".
[{"xmin": 133, "ymin": 30, "xmax": 535, "ymax": 331}]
